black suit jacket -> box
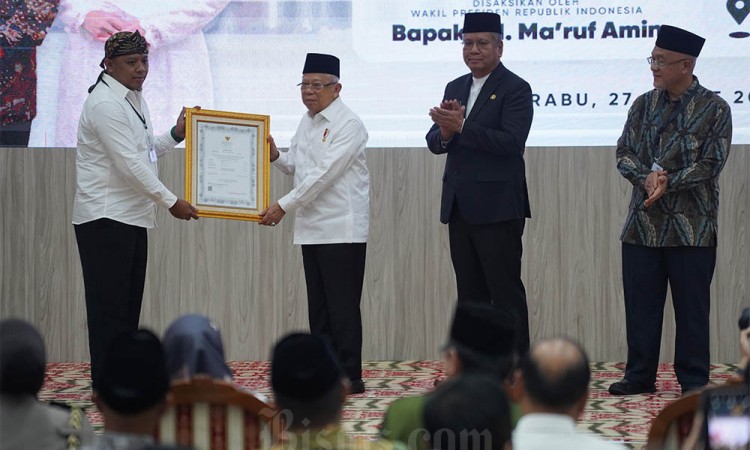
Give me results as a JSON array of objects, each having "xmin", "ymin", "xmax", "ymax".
[{"xmin": 426, "ymin": 62, "xmax": 533, "ymax": 225}]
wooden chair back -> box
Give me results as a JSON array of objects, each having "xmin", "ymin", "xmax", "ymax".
[
  {"xmin": 157, "ymin": 376, "xmax": 278, "ymax": 450},
  {"xmin": 646, "ymin": 391, "xmax": 702, "ymax": 450},
  {"xmin": 646, "ymin": 378, "xmax": 750, "ymax": 450}
]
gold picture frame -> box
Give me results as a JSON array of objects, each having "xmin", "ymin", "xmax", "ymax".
[{"xmin": 185, "ymin": 108, "xmax": 270, "ymax": 221}]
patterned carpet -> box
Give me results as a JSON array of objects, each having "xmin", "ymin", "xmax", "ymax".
[{"xmin": 38, "ymin": 361, "xmax": 738, "ymax": 449}]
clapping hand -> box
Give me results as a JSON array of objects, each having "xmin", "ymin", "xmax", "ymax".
[{"xmin": 429, "ymin": 99, "xmax": 465, "ymax": 141}]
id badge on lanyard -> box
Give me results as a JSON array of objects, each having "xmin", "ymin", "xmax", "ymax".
[
  {"xmin": 124, "ymin": 96, "xmax": 156, "ymax": 163},
  {"xmin": 147, "ymin": 133, "xmax": 157, "ymax": 163}
]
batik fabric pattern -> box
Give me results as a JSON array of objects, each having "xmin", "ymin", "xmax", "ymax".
[
  {"xmin": 616, "ymin": 77, "xmax": 732, "ymax": 247},
  {"xmin": 0, "ymin": 0, "xmax": 59, "ymax": 125}
]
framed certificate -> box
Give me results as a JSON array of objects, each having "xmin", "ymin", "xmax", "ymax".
[{"xmin": 185, "ymin": 108, "xmax": 270, "ymax": 221}]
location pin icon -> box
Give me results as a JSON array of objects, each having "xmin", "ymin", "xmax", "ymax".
[{"xmin": 727, "ymin": 0, "xmax": 750, "ymax": 24}]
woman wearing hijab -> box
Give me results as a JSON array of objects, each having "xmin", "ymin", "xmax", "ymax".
[{"xmin": 163, "ymin": 314, "xmax": 233, "ymax": 382}]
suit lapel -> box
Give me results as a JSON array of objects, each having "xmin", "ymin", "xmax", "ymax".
[
  {"xmin": 460, "ymin": 75, "xmax": 472, "ymax": 116},
  {"xmin": 467, "ymin": 62, "xmax": 506, "ymax": 121}
]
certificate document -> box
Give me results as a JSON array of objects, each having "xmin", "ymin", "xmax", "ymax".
[
  {"xmin": 197, "ymin": 123, "xmax": 257, "ymax": 208},
  {"xmin": 185, "ymin": 109, "xmax": 270, "ymax": 221}
]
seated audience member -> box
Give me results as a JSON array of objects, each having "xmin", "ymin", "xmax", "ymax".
[
  {"xmin": 270, "ymin": 332, "xmax": 402, "ymax": 450},
  {"xmin": 681, "ymin": 326, "xmax": 750, "ymax": 450},
  {"xmin": 381, "ymin": 303, "xmax": 519, "ymax": 449},
  {"xmin": 0, "ymin": 318, "xmax": 94, "ymax": 449},
  {"xmin": 424, "ymin": 374, "xmax": 513, "ymax": 450},
  {"xmin": 88, "ymin": 329, "xmax": 170, "ymax": 450},
  {"xmin": 513, "ymin": 337, "xmax": 626, "ymax": 450},
  {"xmin": 163, "ymin": 314, "xmax": 233, "ymax": 382}
]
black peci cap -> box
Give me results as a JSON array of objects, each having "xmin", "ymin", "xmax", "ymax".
[
  {"xmin": 97, "ymin": 329, "xmax": 169, "ymax": 415},
  {"xmin": 463, "ymin": 13, "xmax": 502, "ymax": 34},
  {"xmin": 302, "ymin": 53, "xmax": 340, "ymax": 78},
  {"xmin": 655, "ymin": 25, "xmax": 705, "ymax": 57},
  {"xmin": 271, "ymin": 333, "xmax": 343, "ymax": 400},
  {"xmin": 0, "ymin": 319, "xmax": 46, "ymax": 396}
]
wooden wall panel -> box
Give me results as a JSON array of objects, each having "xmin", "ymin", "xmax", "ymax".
[
  {"xmin": 1, "ymin": 145, "xmax": 747, "ymax": 363},
  {"xmin": 1, "ymin": 149, "xmax": 29, "ymax": 320}
]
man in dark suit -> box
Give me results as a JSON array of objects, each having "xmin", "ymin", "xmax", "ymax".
[{"xmin": 426, "ymin": 12, "xmax": 533, "ymax": 354}]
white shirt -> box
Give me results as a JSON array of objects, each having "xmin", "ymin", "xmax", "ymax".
[
  {"xmin": 513, "ymin": 414, "xmax": 627, "ymax": 450},
  {"xmin": 273, "ymin": 97, "xmax": 369, "ymax": 245},
  {"xmin": 465, "ymin": 73, "xmax": 490, "ymax": 117},
  {"xmin": 73, "ymin": 74, "xmax": 179, "ymax": 228}
]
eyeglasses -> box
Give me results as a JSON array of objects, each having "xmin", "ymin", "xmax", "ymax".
[
  {"xmin": 462, "ymin": 39, "xmax": 495, "ymax": 50},
  {"xmin": 647, "ymin": 56, "xmax": 689, "ymax": 68},
  {"xmin": 297, "ymin": 82, "xmax": 336, "ymax": 91}
]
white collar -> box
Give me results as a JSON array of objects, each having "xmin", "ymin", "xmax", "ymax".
[
  {"xmin": 472, "ymin": 73, "xmax": 491, "ymax": 84},
  {"xmin": 515, "ymin": 413, "xmax": 577, "ymax": 434}
]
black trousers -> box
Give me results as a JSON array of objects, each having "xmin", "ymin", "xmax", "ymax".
[
  {"xmin": 301, "ymin": 243, "xmax": 366, "ymax": 381},
  {"xmin": 74, "ymin": 219, "xmax": 148, "ymax": 389},
  {"xmin": 621, "ymin": 242, "xmax": 715, "ymax": 387},
  {"xmin": 448, "ymin": 206, "xmax": 530, "ymax": 355}
]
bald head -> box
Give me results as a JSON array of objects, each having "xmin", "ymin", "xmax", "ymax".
[
  {"xmin": 519, "ymin": 337, "xmax": 590, "ymax": 413},
  {"xmin": 531, "ymin": 338, "xmax": 586, "ymax": 378}
]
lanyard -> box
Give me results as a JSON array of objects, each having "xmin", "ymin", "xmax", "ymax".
[
  {"xmin": 100, "ymin": 78, "xmax": 148, "ymax": 130},
  {"xmin": 125, "ymin": 98, "xmax": 147, "ymax": 130},
  {"xmin": 99, "ymin": 77, "xmax": 155, "ymax": 161},
  {"xmin": 652, "ymin": 88, "xmax": 698, "ymax": 160},
  {"xmin": 657, "ymin": 91, "xmax": 696, "ymax": 136}
]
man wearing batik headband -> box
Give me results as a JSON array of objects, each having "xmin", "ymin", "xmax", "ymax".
[
  {"xmin": 610, "ymin": 25, "xmax": 732, "ymax": 396},
  {"xmin": 260, "ymin": 53, "xmax": 370, "ymax": 395},
  {"xmin": 72, "ymin": 30, "xmax": 199, "ymax": 390}
]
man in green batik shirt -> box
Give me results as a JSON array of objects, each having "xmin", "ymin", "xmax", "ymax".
[
  {"xmin": 381, "ymin": 303, "xmax": 522, "ymax": 450},
  {"xmin": 610, "ymin": 25, "xmax": 732, "ymax": 397}
]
